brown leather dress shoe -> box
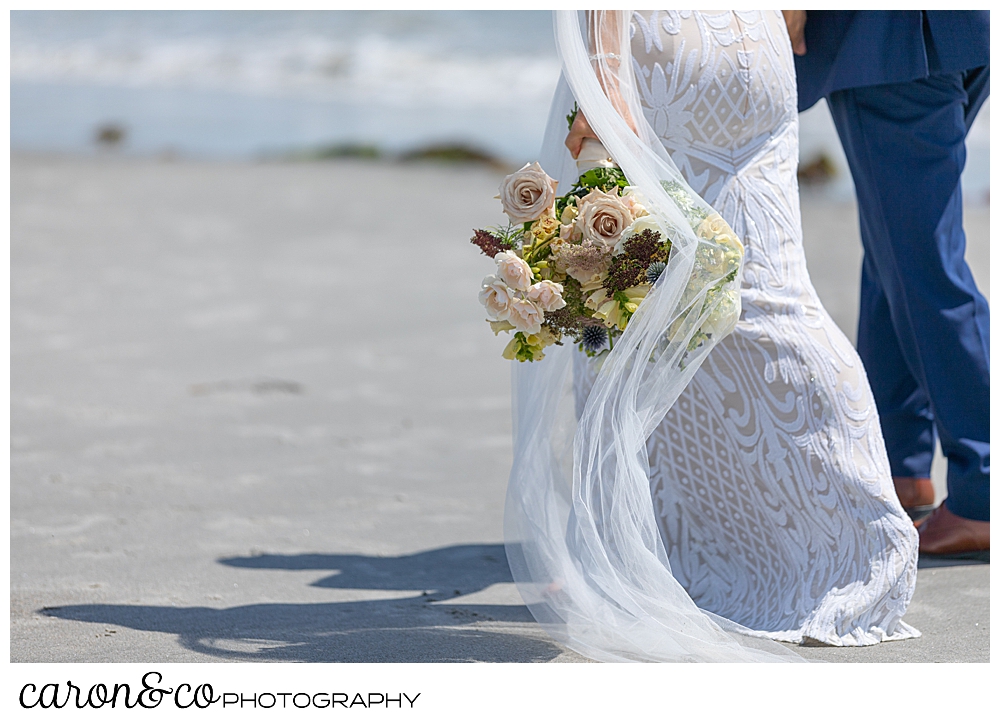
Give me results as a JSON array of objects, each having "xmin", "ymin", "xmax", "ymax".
[
  {"xmin": 918, "ymin": 505, "xmax": 990, "ymax": 561},
  {"xmin": 893, "ymin": 476, "xmax": 936, "ymax": 522}
]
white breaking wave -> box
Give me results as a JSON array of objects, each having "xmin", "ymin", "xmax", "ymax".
[{"xmin": 11, "ymin": 12, "xmax": 562, "ymax": 108}]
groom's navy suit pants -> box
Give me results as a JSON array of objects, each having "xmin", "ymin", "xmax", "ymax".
[
  {"xmin": 794, "ymin": 11, "xmax": 990, "ymax": 521},
  {"xmin": 825, "ymin": 67, "xmax": 990, "ymax": 521}
]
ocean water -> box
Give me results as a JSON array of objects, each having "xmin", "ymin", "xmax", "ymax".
[
  {"xmin": 10, "ymin": 10, "xmax": 989, "ymax": 201},
  {"xmin": 11, "ymin": 10, "xmax": 561, "ymax": 162}
]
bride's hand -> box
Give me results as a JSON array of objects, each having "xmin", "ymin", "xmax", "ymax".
[
  {"xmin": 565, "ymin": 107, "xmax": 639, "ymax": 159},
  {"xmin": 565, "ymin": 110, "xmax": 599, "ymax": 159}
]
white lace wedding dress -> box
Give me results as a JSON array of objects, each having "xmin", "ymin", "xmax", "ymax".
[{"xmin": 504, "ymin": 10, "xmax": 919, "ymax": 662}]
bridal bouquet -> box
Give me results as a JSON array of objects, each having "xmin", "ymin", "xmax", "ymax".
[{"xmin": 471, "ymin": 159, "xmax": 742, "ymax": 362}]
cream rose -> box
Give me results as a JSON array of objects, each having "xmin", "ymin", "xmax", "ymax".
[
  {"xmin": 695, "ymin": 213, "xmax": 743, "ymax": 254},
  {"xmin": 527, "ymin": 280, "xmax": 566, "ymax": 312},
  {"xmin": 478, "ymin": 275, "xmax": 514, "ymax": 321},
  {"xmin": 494, "ymin": 250, "xmax": 534, "ymax": 291},
  {"xmin": 696, "ymin": 212, "xmax": 743, "ymax": 252},
  {"xmin": 621, "ymin": 188, "xmax": 650, "ymax": 219},
  {"xmin": 696, "ymin": 213, "xmax": 729, "ymax": 239},
  {"xmin": 506, "ymin": 298, "xmax": 544, "ymax": 335},
  {"xmin": 700, "ymin": 288, "xmax": 740, "ymax": 338},
  {"xmin": 575, "ymin": 188, "xmax": 634, "ymax": 249},
  {"xmin": 497, "ymin": 162, "xmax": 559, "ymax": 225}
]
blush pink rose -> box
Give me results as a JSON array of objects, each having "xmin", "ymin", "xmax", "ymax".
[
  {"xmin": 478, "ymin": 275, "xmax": 514, "ymax": 321},
  {"xmin": 506, "ymin": 298, "xmax": 544, "ymax": 335},
  {"xmin": 526, "ymin": 280, "xmax": 566, "ymax": 313},
  {"xmin": 494, "ymin": 250, "xmax": 534, "ymax": 291}
]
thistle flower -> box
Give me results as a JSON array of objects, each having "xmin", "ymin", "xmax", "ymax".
[
  {"xmin": 582, "ymin": 324, "xmax": 609, "ymax": 353},
  {"xmin": 646, "ymin": 261, "xmax": 667, "ymax": 285}
]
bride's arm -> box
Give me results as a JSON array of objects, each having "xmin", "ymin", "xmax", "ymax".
[
  {"xmin": 781, "ymin": 10, "xmax": 807, "ymax": 55},
  {"xmin": 565, "ymin": 10, "xmax": 638, "ymax": 158}
]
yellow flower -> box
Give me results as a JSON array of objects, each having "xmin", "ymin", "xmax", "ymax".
[
  {"xmin": 590, "ymin": 284, "xmax": 650, "ymax": 330},
  {"xmin": 580, "ymin": 274, "xmax": 606, "ymax": 294},
  {"xmin": 489, "ymin": 319, "xmax": 516, "ymax": 335},
  {"xmin": 623, "ymin": 284, "xmax": 651, "ymax": 301},
  {"xmin": 595, "ymin": 299, "xmax": 622, "ymax": 329},
  {"xmin": 526, "ymin": 326, "xmax": 559, "ymax": 349},
  {"xmin": 585, "ymin": 287, "xmax": 608, "ymax": 312},
  {"xmin": 501, "ymin": 329, "xmax": 556, "ymax": 362},
  {"xmin": 531, "ymin": 215, "xmax": 560, "ymax": 241}
]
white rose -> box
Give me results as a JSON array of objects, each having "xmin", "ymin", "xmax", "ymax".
[
  {"xmin": 497, "ymin": 162, "xmax": 559, "ymax": 225},
  {"xmin": 506, "ymin": 298, "xmax": 544, "ymax": 335},
  {"xmin": 494, "ymin": 250, "xmax": 534, "ymax": 291},
  {"xmin": 478, "ymin": 275, "xmax": 514, "ymax": 321},
  {"xmin": 526, "ymin": 280, "xmax": 566, "ymax": 312}
]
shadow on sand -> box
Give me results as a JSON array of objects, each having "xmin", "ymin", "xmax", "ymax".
[{"xmin": 40, "ymin": 544, "xmax": 562, "ymax": 662}]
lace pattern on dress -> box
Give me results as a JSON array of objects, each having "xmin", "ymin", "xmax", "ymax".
[{"xmin": 572, "ymin": 10, "xmax": 919, "ymax": 646}]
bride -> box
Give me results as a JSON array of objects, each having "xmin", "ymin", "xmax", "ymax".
[{"xmin": 502, "ymin": 10, "xmax": 919, "ymax": 662}]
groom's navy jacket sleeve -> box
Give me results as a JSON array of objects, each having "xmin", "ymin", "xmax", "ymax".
[{"xmin": 794, "ymin": 11, "xmax": 990, "ymax": 111}]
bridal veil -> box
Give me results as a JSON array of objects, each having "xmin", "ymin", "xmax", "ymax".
[{"xmin": 502, "ymin": 10, "xmax": 806, "ymax": 662}]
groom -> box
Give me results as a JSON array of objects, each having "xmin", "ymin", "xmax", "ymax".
[{"xmin": 786, "ymin": 10, "xmax": 990, "ymax": 558}]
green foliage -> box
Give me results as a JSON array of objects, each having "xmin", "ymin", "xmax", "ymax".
[
  {"xmin": 554, "ymin": 193, "xmax": 574, "ymax": 220},
  {"xmin": 510, "ymin": 332, "xmax": 544, "ymax": 362},
  {"xmin": 570, "ymin": 166, "xmax": 629, "ymax": 196},
  {"xmin": 566, "ymin": 102, "xmax": 579, "ymax": 132},
  {"xmin": 553, "ymin": 167, "xmax": 630, "ymax": 221},
  {"xmin": 661, "ymin": 179, "xmax": 708, "ymax": 225},
  {"xmin": 489, "ymin": 223, "xmax": 525, "ymax": 250}
]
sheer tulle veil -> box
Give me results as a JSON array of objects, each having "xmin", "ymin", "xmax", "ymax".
[{"xmin": 502, "ymin": 10, "xmax": 805, "ymax": 662}]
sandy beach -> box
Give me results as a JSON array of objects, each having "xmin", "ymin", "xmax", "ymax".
[{"xmin": 10, "ymin": 153, "xmax": 989, "ymax": 663}]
